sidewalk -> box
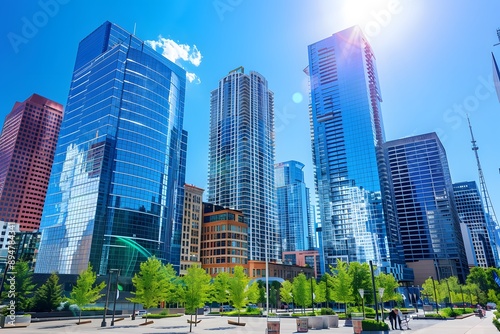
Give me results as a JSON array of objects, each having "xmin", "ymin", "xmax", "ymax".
[{"xmin": 10, "ymin": 310, "xmax": 499, "ymax": 333}]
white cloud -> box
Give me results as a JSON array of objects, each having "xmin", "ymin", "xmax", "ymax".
[
  {"xmin": 145, "ymin": 36, "xmax": 202, "ymax": 67},
  {"xmin": 186, "ymin": 72, "xmax": 201, "ymax": 84},
  {"xmin": 145, "ymin": 36, "xmax": 202, "ymax": 84}
]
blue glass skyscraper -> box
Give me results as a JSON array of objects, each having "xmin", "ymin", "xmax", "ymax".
[
  {"xmin": 453, "ymin": 181, "xmax": 497, "ymax": 268},
  {"xmin": 275, "ymin": 161, "xmax": 314, "ymax": 254},
  {"xmin": 35, "ymin": 22, "xmax": 187, "ymax": 276},
  {"xmin": 385, "ymin": 133, "xmax": 469, "ymax": 283},
  {"xmin": 306, "ymin": 26, "xmax": 406, "ymax": 278}
]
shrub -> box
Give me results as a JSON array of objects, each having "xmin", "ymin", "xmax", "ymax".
[
  {"xmin": 146, "ymin": 313, "xmax": 182, "ymax": 319},
  {"xmin": 439, "ymin": 307, "xmax": 459, "ymax": 318},
  {"xmin": 492, "ymin": 310, "xmax": 500, "ymax": 331},
  {"xmin": 362, "ymin": 319, "xmax": 389, "ymax": 331},
  {"xmin": 320, "ymin": 308, "xmax": 336, "ymax": 315},
  {"xmin": 424, "ymin": 313, "xmax": 446, "ymax": 319}
]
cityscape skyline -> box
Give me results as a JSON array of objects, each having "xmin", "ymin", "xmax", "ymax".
[{"xmin": 2, "ymin": 1, "xmax": 499, "ymax": 221}]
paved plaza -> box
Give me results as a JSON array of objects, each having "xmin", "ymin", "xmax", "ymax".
[{"xmin": 4, "ymin": 310, "xmax": 499, "ymax": 334}]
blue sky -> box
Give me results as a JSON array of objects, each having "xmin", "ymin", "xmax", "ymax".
[{"xmin": 1, "ymin": 0, "xmax": 500, "ymax": 214}]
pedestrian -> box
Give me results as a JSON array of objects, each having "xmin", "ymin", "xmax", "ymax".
[
  {"xmin": 396, "ymin": 308, "xmax": 404, "ymax": 330},
  {"xmin": 389, "ymin": 308, "xmax": 397, "ymax": 330}
]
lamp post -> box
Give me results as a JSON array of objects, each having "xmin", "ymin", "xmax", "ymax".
[
  {"xmin": 378, "ymin": 288, "xmax": 385, "ymax": 321},
  {"xmin": 111, "ymin": 269, "xmax": 120, "ymax": 326},
  {"xmin": 369, "ymin": 261, "xmax": 379, "ymax": 321},
  {"xmin": 430, "ymin": 276, "xmax": 439, "ymax": 313},
  {"xmin": 358, "ymin": 289, "xmax": 365, "ymax": 318},
  {"xmin": 445, "ymin": 279, "xmax": 452, "ymax": 308},
  {"xmin": 460, "ymin": 285, "xmax": 466, "ymax": 313},
  {"xmin": 101, "ymin": 270, "xmax": 114, "ymax": 327}
]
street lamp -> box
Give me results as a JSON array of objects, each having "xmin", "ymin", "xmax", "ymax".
[
  {"xmin": 430, "ymin": 276, "xmax": 439, "ymax": 313},
  {"xmin": 310, "ymin": 276, "xmax": 315, "ymax": 314},
  {"xmin": 369, "ymin": 261, "xmax": 379, "ymax": 321},
  {"xmin": 358, "ymin": 289, "xmax": 365, "ymax": 318},
  {"xmin": 460, "ymin": 285, "xmax": 466, "ymax": 313},
  {"xmin": 378, "ymin": 288, "xmax": 385, "ymax": 321},
  {"xmin": 101, "ymin": 270, "xmax": 114, "ymax": 327},
  {"xmin": 445, "ymin": 279, "xmax": 452, "ymax": 307},
  {"xmin": 111, "ymin": 269, "xmax": 121, "ymax": 326}
]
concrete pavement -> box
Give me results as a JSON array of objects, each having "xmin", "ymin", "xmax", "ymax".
[{"xmin": 5, "ymin": 310, "xmax": 499, "ymax": 333}]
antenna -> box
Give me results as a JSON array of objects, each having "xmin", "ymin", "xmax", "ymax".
[
  {"xmin": 133, "ymin": 23, "xmax": 136, "ymax": 35},
  {"xmin": 467, "ymin": 114, "xmax": 500, "ymax": 266}
]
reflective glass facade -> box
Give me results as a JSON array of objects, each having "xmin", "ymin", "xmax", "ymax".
[
  {"xmin": 453, "ymin": 181, "xmax": 498, "ymax": 267},
  {"xmin": 35, "ymin": 22, "xmax": 187, "ymax": 276},
  {"xmin": 306, "ymin": 26, "xmax": 405, "ymax": 277},
  {"xmin": 385, "ymin": 133, "xmax": 469, "ymax": 282},
  {"xmin": 275, "ymin": 161, "xmax": 313, "ymax": 253},
  {"xmin": 208, "ymin": 68, "xmax": 278, "ymax": 262}
]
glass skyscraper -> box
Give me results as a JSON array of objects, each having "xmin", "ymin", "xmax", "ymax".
[
  {"xmin": 207, "ymin": 67, "xmax": 278, "ymax": 262},
  {"xmin": 453, "ymin": 181, "xmax": 498, "ymax": 268},
  {"xmin": 35, "ymin": 21, "xmax": 187, "ymax": 276},
  {"xmin": 306, "ymin": 26, "xmax": 406, "ymax": 278},
  {"xmin": 385, "ymin": 133, "xmax": 469, "ymax": 283},
  {"xmin": 275, "ymin": 160, "xmax": 314, "ymax": 254}
]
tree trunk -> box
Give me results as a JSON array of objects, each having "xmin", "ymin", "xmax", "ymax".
[
  {"xmin": 189, "ymin": 314, "xmax": 193, "ymax": 332},
  {"xmin": 78, "ymin": 309, "xmax": 82, "ymax": 324},
  {"xmin": 195, "ymin": 312, "xmax": 198, "ymax": 327}
]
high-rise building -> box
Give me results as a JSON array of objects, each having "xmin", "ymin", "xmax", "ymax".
[
  {"xmin": 492, "ymin": 28, "xmax": 500, "ymax": 102},
  {"xmin": 35, "ymin": 21, "xmax": 187, "ymax": 276},
  {"xmin": 453, "ymin": 181, "xmax": 497, "ymax": 268},
  {"xmin": 305, "ymin": 26, "xmax": 407, "ymax": 278},
  {"xmin": 385, "ymin": 133, "xmax": 469, "ymax": 284},
  {"xmin": 0, "ymin": 94, "xmax": 63, "ymax": 231},
  {"xmin": 180, "ymin": 184, "xmax": 204, "ymax": 275},
  {"xmin": 275, "ymin": 160, "xmax": 313, "ymax": 253},
  {"xmin": 207, "ymin": 67, "xmax": 278, "ymax": 262}
]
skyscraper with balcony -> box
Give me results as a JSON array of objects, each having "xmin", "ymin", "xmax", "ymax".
[
  {"xmin": 207, "ymin": 67, "xmax": 278, "ymax": 262},
  {"xmin": 0, "ymin": 94, "xmax": 63, "ymax": 231},
  {"xmin": 275, "ymin": 160, "xmax": 313, "ymax": 253},
  {"xmin": 453, "ymin": 181, "xmax": 497, "ymax": 268},
  {"xmin": 385, "ymin": 133, "xmax": 469, "ymax": 283},
  {"xmin": 306, "ymin": 26, "xmax": 406, "ymax": 278},
  {"xmin": 35, "ymin": 21, "xmax": 187, "ymax": 276}
]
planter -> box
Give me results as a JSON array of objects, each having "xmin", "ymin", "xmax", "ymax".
[
  {"xmin": 0, "ymin": 314, "xmax": 31, "ymax": 328},
  {"xmin": 307, "ymin": 316, "xmax": 324, "ymax": 329},
  {"xmin": 325, "ymin": 314, "xmax": 339, "ymax": 328}
]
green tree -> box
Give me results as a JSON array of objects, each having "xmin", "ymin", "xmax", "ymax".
[
  {"xmin": 331, "ymin": 259, "xmax": 354, "ymax": 316},
  {"xmin": 376, "ymin": 272, "xmax": 400, "ymax": 305},
  {"xmin": 1, "ymin": 260, "xmax": 35, "ymax": 311},
  {"xmin": 69, "ymin": 265, "xmax": 106, "ymax": 324},
  {"xmin": 348, "ymin": 262, "xmax": 371, "ymax": 306},
  {"xmin": 182, "ymin": 266, "xmax": 212, "ymax": 332},
  {"xmin": 246, "ymin": 280, "xmax": 260, "ymax": 305},
  {"xmin": 128, "ymin": 256, "xmax": 176, "ymax": 323},
  {"xmin": 422, "ymin": 277, "xmax": 444, "ymax": 305},
  {"xmin": 321, "ymin": 273, "xmax": 334, "ymax": 308},
  {"xmin": 292, "ymin": 273, "xmax": 310, "ymax": 313},
  {"xmin": 227, "ymin": 266, "xmax": 250, "ymax": 324},
  {"xmin": 280, "ymin": 280, "xmax": 293, "ymax": 310},
  {"xmin": 32, "ymin": 273, "xmax": 64, "ymax": 312},
  {"xmin": 212, "ymin": 271, "xmax": 230, "ymax": 312},
  {"xmin": 466, "ymin": 267, "xmax": 489, "ymax": 292}
]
